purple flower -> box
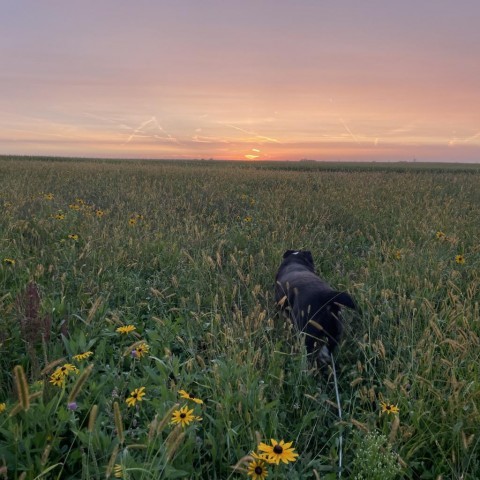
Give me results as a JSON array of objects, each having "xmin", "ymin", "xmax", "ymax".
[{"xmin": 67, "ymin": 402, "xmax": 78, "ymax": 411}]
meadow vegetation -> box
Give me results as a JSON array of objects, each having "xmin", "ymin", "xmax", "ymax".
[{"xmin": 0, "ymin": 156, "xmax": 479, "ymax": 479}]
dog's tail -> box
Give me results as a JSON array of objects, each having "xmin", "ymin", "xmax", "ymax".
[{"xmin": 326, "ymin": 291, "xmax": 357, "ymax": 311}]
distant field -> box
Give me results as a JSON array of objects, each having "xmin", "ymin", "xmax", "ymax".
[{"xmin": 1, "ymin": 156, "xmax": 479, "ymax": 479}]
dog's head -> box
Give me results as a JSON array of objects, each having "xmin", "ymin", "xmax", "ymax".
[{"xmin": 280, "ymin": 249, "xmax": 315, "ymax": 272}]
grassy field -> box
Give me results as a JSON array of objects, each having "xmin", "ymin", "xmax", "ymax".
[{"xmin": 0, "ymin": 156, "xmax": 479, "ymax": 479}]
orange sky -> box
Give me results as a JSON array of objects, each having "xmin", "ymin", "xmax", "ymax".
[{"xmin": 1, "ymin": 1, "xmax": 479, "ymax": 162}]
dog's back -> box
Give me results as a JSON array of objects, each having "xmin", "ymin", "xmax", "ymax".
[{"xmin": 275, "ymin": 250, "xmax": 356, "ymax": 364}]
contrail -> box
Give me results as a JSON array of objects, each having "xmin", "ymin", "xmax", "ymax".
[
  {"xmin": 338, "ymin": 118, "xmax": 360, "ymax": 144},
  {"xmin": 223, "ymin": 123, "xmax": 280, "ymax": 143},
  {"xmin": 125, "ymin": 117, "xmax": 157, "ymax": 144}
]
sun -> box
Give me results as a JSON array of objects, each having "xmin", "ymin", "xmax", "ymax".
[{"xmin": 245, "ymin": 148, "xmax": 261, "ymax": 160}]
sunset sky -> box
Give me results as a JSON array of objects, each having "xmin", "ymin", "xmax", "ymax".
[{"xmin": 1, "ymin": 1, "xmax": 479, "ymax": 162}]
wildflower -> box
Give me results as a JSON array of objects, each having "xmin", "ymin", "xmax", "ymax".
[
  {"xmin": 380, "ymin": 402, "xmax": 400, "ymax": 415},
  {"xmin": 132, "ymin": 343, "xmax": 149, "ymax": 358},
  {"xmin": 67, "ymin": 402, "xmax": 78, "ymax": 411},
  {"xmin": 53, "ymin": 213, "xmax": 65, "ymax": 220},
  {"xmin": 69, "ymin": 203, "xmax": 81, "ymax": 210},
  {"xmin": 393, "ymin": 249, "xmax": 402, "ymax": 260},
  {"xmin": 178, "ymin": 389, "xmax": 203, "ymax": 405},
  {"xmin": 455, "ymin": 254, "xmax": 465, "ymax": 265},
  {"xmin": 95, "ymin": 209, "xmax": 104, "ymax": 217},
  {"xmin": 44, "ymin": 193, "xmax": 54, "ymax": 200},
  {"xmin": 258, "ymin": 439, "xmax": 299, "ymax": 465},
  {"xmin": 68, "ymin": 234, "xmax": 79, "ymax": 241},
  {"xmin": 436, "ymin": 231, "xmax": 446, "ymax": 240},
  {"xmin": 171, "ymin": 405, "xmax": 196, "ymax": 427},
  {"xmin": 244, "ymin": 216, "xmax": 253, "ymax": 222},
  {"xmin": 128, "ymin": 217, "xmax": 137, "ymax": 226},
  {"xmin": 55, "ymin": 363, "xmax": 79, "ymax": 377},
  {"xmin": 126, "ymin": 387, "xmax": 146, "ymax": 407},
  {"xmin": 49, "ymin": 372, "xmax": 66, "ymax": 387},
  {"xmin": 72, "ymin": 351, "xmax": 93, "ymax": 361},
  {"xmin": 0, "ymin": 402, "xmax": 6, "ymax": 413},
  {"xmin": 75, "ymin": 198, "xmax": 85, "ymax": 205},
  {"xmin": 116, "ymin": 325, "xmax": 136, "ymax": 334},
  {"xmin": 3, "ymin": 258, "xmax": 15, "ymax": 265},
  {"xmin": 113, "ymin": 464, "xmax": 125, "ymax": 478},
  {"xmin": 247, "ymin": 458, "xmax": 269, "ymax": 480}
]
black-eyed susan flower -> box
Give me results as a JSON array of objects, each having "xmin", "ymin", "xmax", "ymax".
[
  {"xmin": 132, "ymin": 343, "xmax": 149, "ymax": 358},
  {"xmin": 247, "ymin": 458, "xmax": 268, "ymax": 479},
  {"xmin": 49, "ymin": 371, "xmax": 66, "ymax": 387},
  {"xmin": 72, "ymin": 351, "xmax": 93, "ymax": 361},
  {"xmin": 126, "ymin": 387, "xmax": 146, "ymax": 407},
  {"xmin": 128, "ymin": 217, "xmax": 137, "ymax": 226},
  {"xmin": 116, "ymin": 325, "xmax": 136, "ymax": 334},
  {"xmin": 244, "ymin": 216, "xmax": 253, "ymax": 222},
  {"xmin": 171, "ymin": 405, "xmax": 196, "ymax": 427},
  {"xmin": 455, "ymin": 254, "xmax": 465, "ymax": 265},
  {"xmin": 436, "ymin": 231, "xmax": 446, "ymax": 240},
  {"xmin": 95, "ymin": 209, "xmax": 104, "ymax": 217},
  {"xmin": 393, "ymin": 249, "xmax": 402, "ymax": 260},
  {"xmin": 54, "ymin": 363, "xmax": 79, "ymax": 378},
  {"xmin": 69, "ymin": 203, "xmax": 81, "ymax": 210},
  {"xmin": 53, "ymin": 213, "xmax": 65, "ymax": 220},
  {"xmin": 178, "ymin": 389, "xmax": 203, "ymax": 404},
  {"xmin": 44, "ymin": 193, "xmax": 54, "ymax": 200},
  {"xmin": 3, "ymin": 258, "xmax": 15, "ymax": 265},
  {"xmin": 68, "ymin": 234, "xmax": 79, "ymax": 241},
  {"xmin": 380, "ymin": 402, "xmax": 400, "ymax": 415},
  {"xmin": 258, "ymin": 439, "xmax": 299, "ymax": 465},
  {"xmin": 0, "ymin": 402, "xmax": 6, "ymax": 413}
]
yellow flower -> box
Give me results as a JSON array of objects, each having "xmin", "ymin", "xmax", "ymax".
[
  {"xmin": 44, "ymin": 193, "xmax": 54, "ymax": 200},
  {"xmin": 3, "ymin": 258, "xmax": 15, "ymax": 265},
  {"xmin": 128, "ymin": 217, "xmax": 137, "ymax": 226},
  {"xmin": 53, "ymin": 213, "xmax": 65, "ymax": 220},
  {"xmin": 53, "ymin": 363, "xmax": 79, "ymax": 378},
  {"xmin": 178, "ymin": 389, "xmax": 203, "ymax": 404},
  {"xmin": 247, "ymin": 458, "xmax": 268, "ymax": 480},
  {"xmin": 0, "ymin": 402, "xmax": 6, "ymax": 413},
  {"xmin": 73, "ymin": 351, "xmax": 93, "ymax": 361},
  {"xmin": 133, "ymin": 343, "xmax": 149, "ymax": 358},
  {"xmin": 258, "ymin": 439, "xmax": 299, "ymax": 465},
  {"xmin": 380, "ymin": 402, "xmax": 400, "ymax": 415},
  {"xmin": 113, "ymin": 464, "xmax": 124, "ymax": 478},
  {"xmin": 95, "ymin": 209, "xmax": 104, "ymax": 217},
  {"xmin": 436, "ymin": 231, "xmax": 446, "ymax": 240},
  {"xmin": 126, "ymin": 387, "xmax": 146, "ymax": 407},
  {"xmin": 455, "ymin": 254, "xmax": 465, "ymax": 265},
  {"xmin": 393, "ymin": 249, "xmax": 402, "ymax": 260},
  {"xmin": 68, "ymin": 234, "xmax": 79, "ymax": 240},
  {"xmin": 244, "ymin": 216, "xmax": 253, "ymax": 222},
  {"xmin": 116, "ymin": 325, "xmax": 136, "ymax": 334},
  {"xmin": 171, "ymin": 405, "xmax": 196, "ymax": 427},
  {"xmin": 69, "ymin": 203, "xmax": 81, "ymax": 210},
  {"xmin": 49, "ymin": 371, "xmax": 66, "ymax": 387}
]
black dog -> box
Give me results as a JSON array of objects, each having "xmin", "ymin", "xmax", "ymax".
[{"xmin": 275, "ymin": 250, "xmax": 356, "ymax": 366}]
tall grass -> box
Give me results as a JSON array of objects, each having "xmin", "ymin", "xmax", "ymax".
[{"xmin": 0, "ymin": 157, "xmax": 479, "ymax": 479}]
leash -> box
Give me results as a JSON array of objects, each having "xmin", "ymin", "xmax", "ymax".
[{"xmin": 330, "ymin": 352, "xmax": 343, "ymax": 478}]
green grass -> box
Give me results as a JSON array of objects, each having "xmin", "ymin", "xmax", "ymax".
[{"xmin": 0, "ymin": 156, "xmax": 479, "ymax": 479}]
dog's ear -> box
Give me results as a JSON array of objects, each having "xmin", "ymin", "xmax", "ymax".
[
  {"xmin": 283, "ymin": 249, "xmax": 297, "ymax": 258},
  {"xmin": 302, "ymin": 250, "xmax": 314, "ymax": 268}
]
